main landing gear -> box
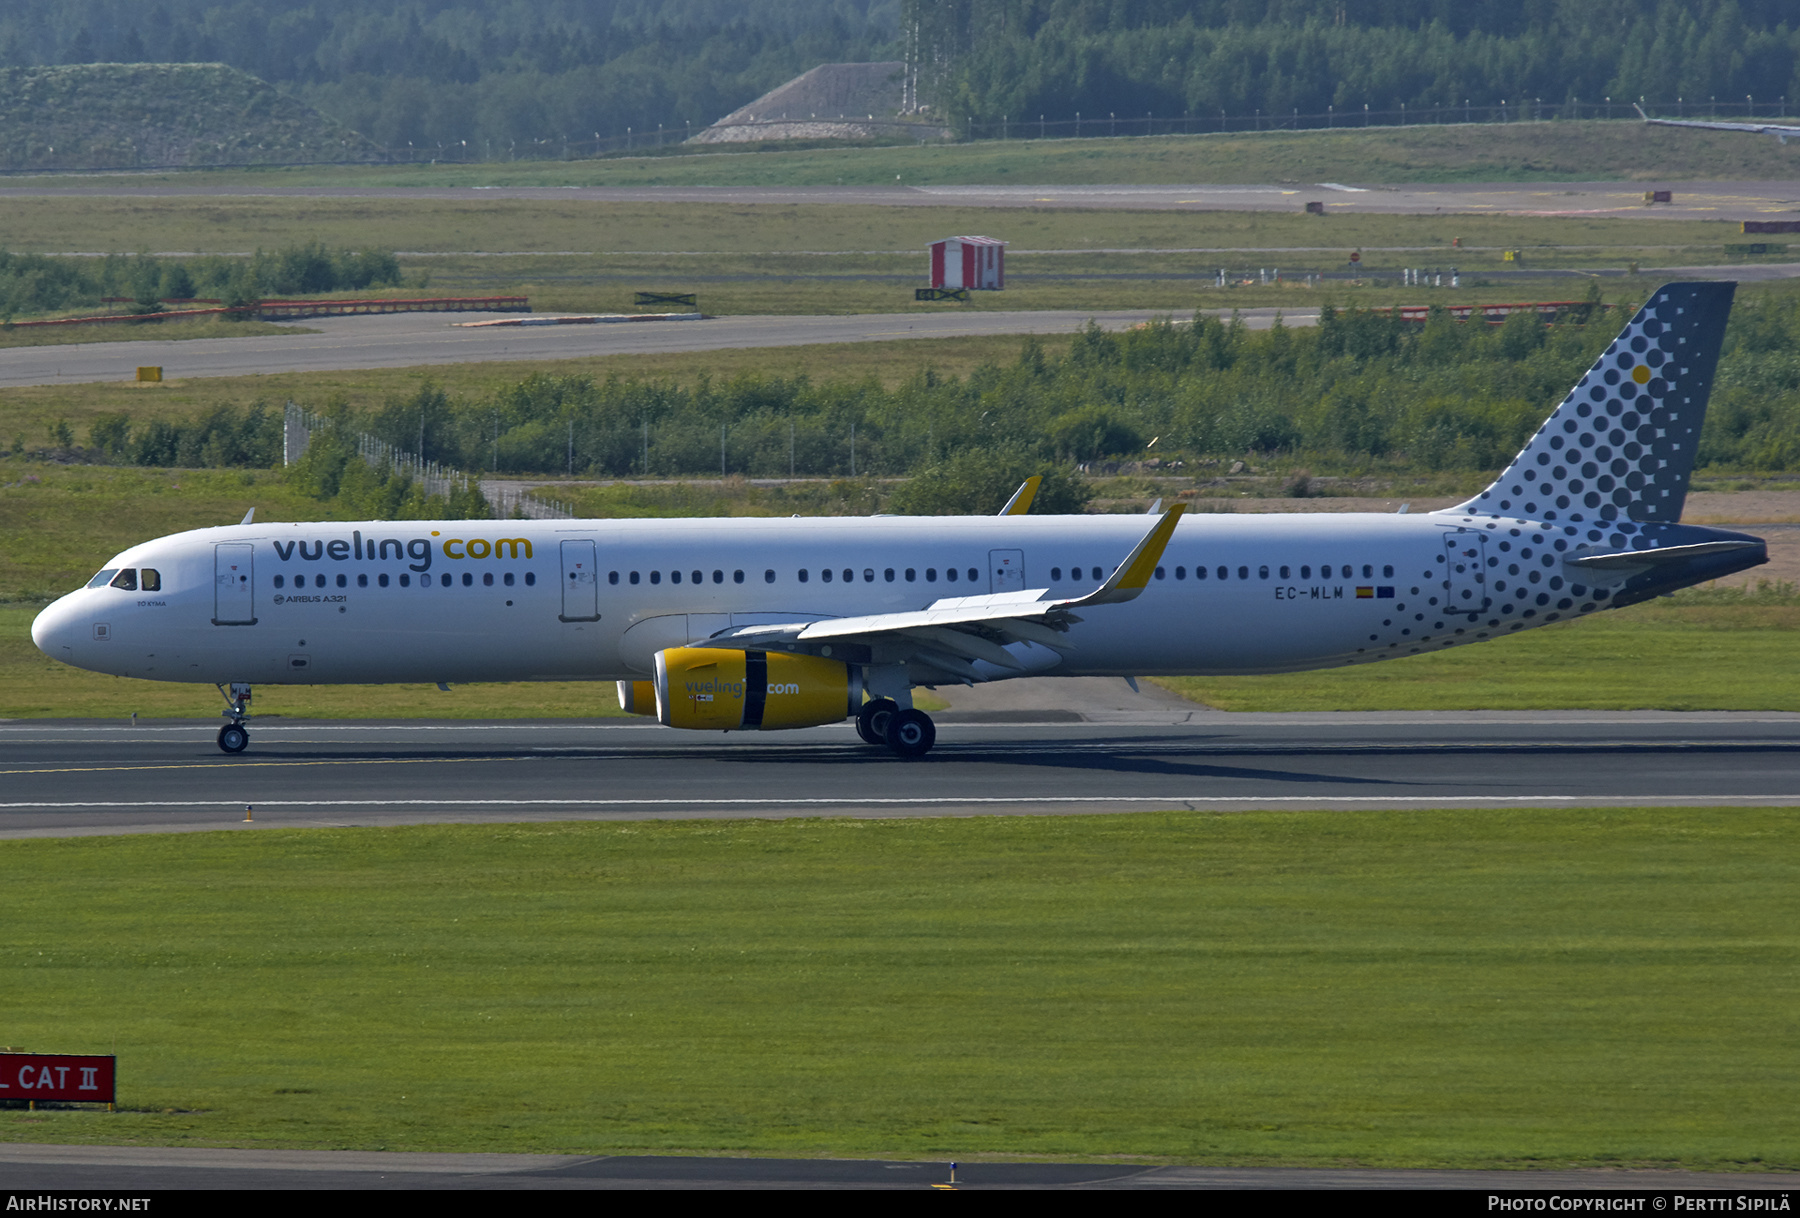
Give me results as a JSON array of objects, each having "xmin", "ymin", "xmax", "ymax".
[
  {"xmin": 856, "ymin": 698, "xmax": 937, "ymax": 757},
  {"xmin": 216, "ymin": 682, "xmax": 252, "ymax": 755}
]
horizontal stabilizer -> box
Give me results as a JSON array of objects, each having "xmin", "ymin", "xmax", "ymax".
[{"xmin": 1566, "ymin": 540, "xmax": 1760, "ymax": 570}]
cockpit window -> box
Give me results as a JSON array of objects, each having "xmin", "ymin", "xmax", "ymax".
[
  {"xmin": 109, "ymin": 569, "xmax": 138, "ymax": 591},
  {"xmin": 140, "ymin": 569, "xmax": 161, "ymax": 592},
  {"xmin": 87, "ymin": 569, "xmax": 119, "ymax": 589}
]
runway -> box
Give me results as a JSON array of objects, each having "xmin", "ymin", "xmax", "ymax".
[
  {"xmin": 4, "ymin": 179, "xmax": 1800, "ymax": 222},
  {"xmin": 0, "ymin": 307, "xmax": 1269, "ymax": 388},
  {"xmin": 2, "ymin": 1142, "xmax": 1797, "ymax": 1190},
  {"xmin": 2, "ymin": 711, "xmax": 1795, "ymax": 839}
]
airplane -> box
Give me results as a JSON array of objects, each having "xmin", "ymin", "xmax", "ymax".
[
  {"xmin": 1635, "ymin": 102, "xmax": 1800, "ymax": 143},
  {"xmin": 31, "ymin": 282, "xmax": 1767, "ymax": 757}
]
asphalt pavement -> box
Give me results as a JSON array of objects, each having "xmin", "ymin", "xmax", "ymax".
[
  {"xmin": 1, "ymin": 710, "xmax": 1795, "ymax": 839},
  {"xmin": 0, "ymin": 1143, "xmax": 1796, "ymax": 1189}
]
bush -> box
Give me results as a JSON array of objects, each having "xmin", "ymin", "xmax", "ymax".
[
  {"xmin": 0, "ymin": 243, "xmax": 405, "ymax": 319},
  {"xmin": 891, "ymin": 449, "xmax": 1091, "ymax": 516}
]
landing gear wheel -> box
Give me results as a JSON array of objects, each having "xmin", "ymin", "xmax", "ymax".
[
  {"xmin": 217, "ymin": 723, "xmax": 249, "ymax": 754},
  {"xmin": 884, "ymin": 707, "xmax": 936, "ymax": 757},
  {"xmin": 856, "ymin": 698, "xmax": 899, "ymax": 746}
]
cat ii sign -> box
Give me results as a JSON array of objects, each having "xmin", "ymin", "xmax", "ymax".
[{"xmin": 0, "ymin": 1054, "xmax": 114, "ymax": 1103}]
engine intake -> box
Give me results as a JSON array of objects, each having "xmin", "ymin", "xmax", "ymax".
[{"xmin": 654, "ymin": 647, "xmax": 860, "ymax": 731}]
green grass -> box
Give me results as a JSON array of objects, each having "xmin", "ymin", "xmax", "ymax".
[
  {"xmin": 0, "ymin": 195, "xmax": 1739, "ymax": 260},
  {"xmin": 12, "ymin": 119, "xmax": 1798, "ymax": 188},
  {"xmin": 1, "ymin": 810, "xmax": 1794, "ymax": 1166},
  {"xmin": 1156, "ymin": 596, "xmax": 1800, "ymax": 711},
  {"xmin": 0, "ymin": 466, "xmax": 337, "ymax": 600},
  {"xmin": 0, "ymin": 173, "xmax": 1755, "ymax": 327},
  {"xmin": 0, "ymin": 317, "xmax": 308, "ymax": 349}
]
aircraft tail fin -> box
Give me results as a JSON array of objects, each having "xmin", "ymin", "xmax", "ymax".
[{"xmin": 1448, "ymin": 281, "xmax": 1733, "ymax": 525}]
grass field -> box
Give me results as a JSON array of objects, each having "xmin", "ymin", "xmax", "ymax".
[
  {"xmin": 0, "ymin": 194, "xmax": 1753, "ymax": 329},
  {"xmin": 0, "ymin": 810, "xmax": 1793, "ymax": 1166},
  {"xmin": 0, "ymin": 196, "xmax": 1741, "ymax": 262},
  {"xmin": 0, "ymin": 136, "xmax": 1775, "ymax": 334},
  {"xmin": 1156, "ymin": 594, "xmax": 1800, "ymax": 712},
  {"xmin": 8, "ymin": 120, "xmax": 1798, "ymax": 189}
]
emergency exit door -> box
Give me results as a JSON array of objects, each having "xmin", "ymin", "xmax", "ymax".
[
  {"xmin": 989, "ymin": 549, "xmax": 1025, "ymax": 593},
  {"xmin": 560, "ymin": 539, "xmax": 600, "ymax": 621},
  {"xmin": 212, "ymin": 543, "xmax": 256, "ymax": 625},
  {"xmin": 1442, "ymin": 531, "xmax": 1489, "ymax": 615}
]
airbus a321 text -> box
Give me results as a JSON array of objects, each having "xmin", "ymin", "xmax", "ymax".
[{"xmin": 32, "ymin": 282, "xmax": 1767, "ymax": 757}]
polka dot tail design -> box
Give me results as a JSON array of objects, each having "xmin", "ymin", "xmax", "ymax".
[{"xmin": 1453, "ymin": 282, "xmax": 1735, "ymax": 526}]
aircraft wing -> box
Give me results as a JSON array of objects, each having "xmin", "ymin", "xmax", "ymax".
[
  {"xmin": 706, "ymin": 506, "xmax": 1186, "ymax": 675},
  {"xmin": 1636, "ymin": 105, "xmax": 1800, "ymax": 141}
]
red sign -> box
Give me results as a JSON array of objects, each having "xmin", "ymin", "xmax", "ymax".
[{"xmin": 0, "ymin": 1054, "xmax": 114, "ymax": 1102}]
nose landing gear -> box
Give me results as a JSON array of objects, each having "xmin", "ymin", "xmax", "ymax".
[{"xmin": 215, "ymin": 682, "xmax": 253, "ymax": 755}]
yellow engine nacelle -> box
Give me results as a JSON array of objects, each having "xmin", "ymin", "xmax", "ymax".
[
  {"xmin": 653, "ymin": 647, "xmax": 860, "ymax": 731},
  {"xmin": 616, "ymin": 680, "xmax": 657, "ymax": 716}
]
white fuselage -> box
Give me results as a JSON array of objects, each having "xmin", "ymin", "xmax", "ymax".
[{"xmin": 31, "ymin": 510, "xmax": 1627, "ymax": 689}]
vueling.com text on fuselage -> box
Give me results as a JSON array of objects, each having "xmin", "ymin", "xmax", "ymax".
[{"xmin": 268, "ymin": 533, "xmax": 534, "ymax": 574}]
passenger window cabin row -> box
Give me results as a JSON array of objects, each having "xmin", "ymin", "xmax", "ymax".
[
  {"xmin": 275, "ymin": 571, "xmax": 539, "ymax": 589},
  {"xmin": 604, "ymin": 561, "xmax": 1400, "ymax": 587},
  {"xmin": 98, "ymin": 560, "xmax": 1400, "ymax": 596},
  {"xmin": 1133, "ymin": 563, "xmax": 1398, "ymax": 582},
  {"xmin": 608, "ymin": 567, "xmax": 985, "ymax": 586}
]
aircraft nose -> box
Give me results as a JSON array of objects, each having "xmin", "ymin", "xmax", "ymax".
[{"xmin": 31, "ymin": 595, "xmax": 83, "ymax": 659}]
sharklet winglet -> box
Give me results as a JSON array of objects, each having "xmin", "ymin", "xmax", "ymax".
[{"xmin": 999, "ymin": 477, "xmax": 1041, "ymax": 516}]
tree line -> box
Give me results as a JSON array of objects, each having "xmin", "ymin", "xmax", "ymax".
[
  {"xmin": 906, "ymin": 0, "xmax": 1800, "ymax": 127},
  {"xmin": 4, "ymin": 1, "xmax": 1799, "ymax": 153}
]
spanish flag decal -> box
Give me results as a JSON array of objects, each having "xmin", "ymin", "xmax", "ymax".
[{"xmin": 1356, "ymin": 586, "xmax": 1374, "ymax": 598}]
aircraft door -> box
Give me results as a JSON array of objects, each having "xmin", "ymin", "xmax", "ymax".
[
  {"xmin": 212, "ymin": 543, "xmax": 256, "ymax": 626},
  {"xmin": 1442, "ymin": 531, "xmax": 1489, "ymax": 615},
  {"xmin": 989, "ymin": 549, "xmax": 1025, "ymax": 594},
  {"xmin": 560, "ymin": 539, "xmax": 600, "ymax": 622}
]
